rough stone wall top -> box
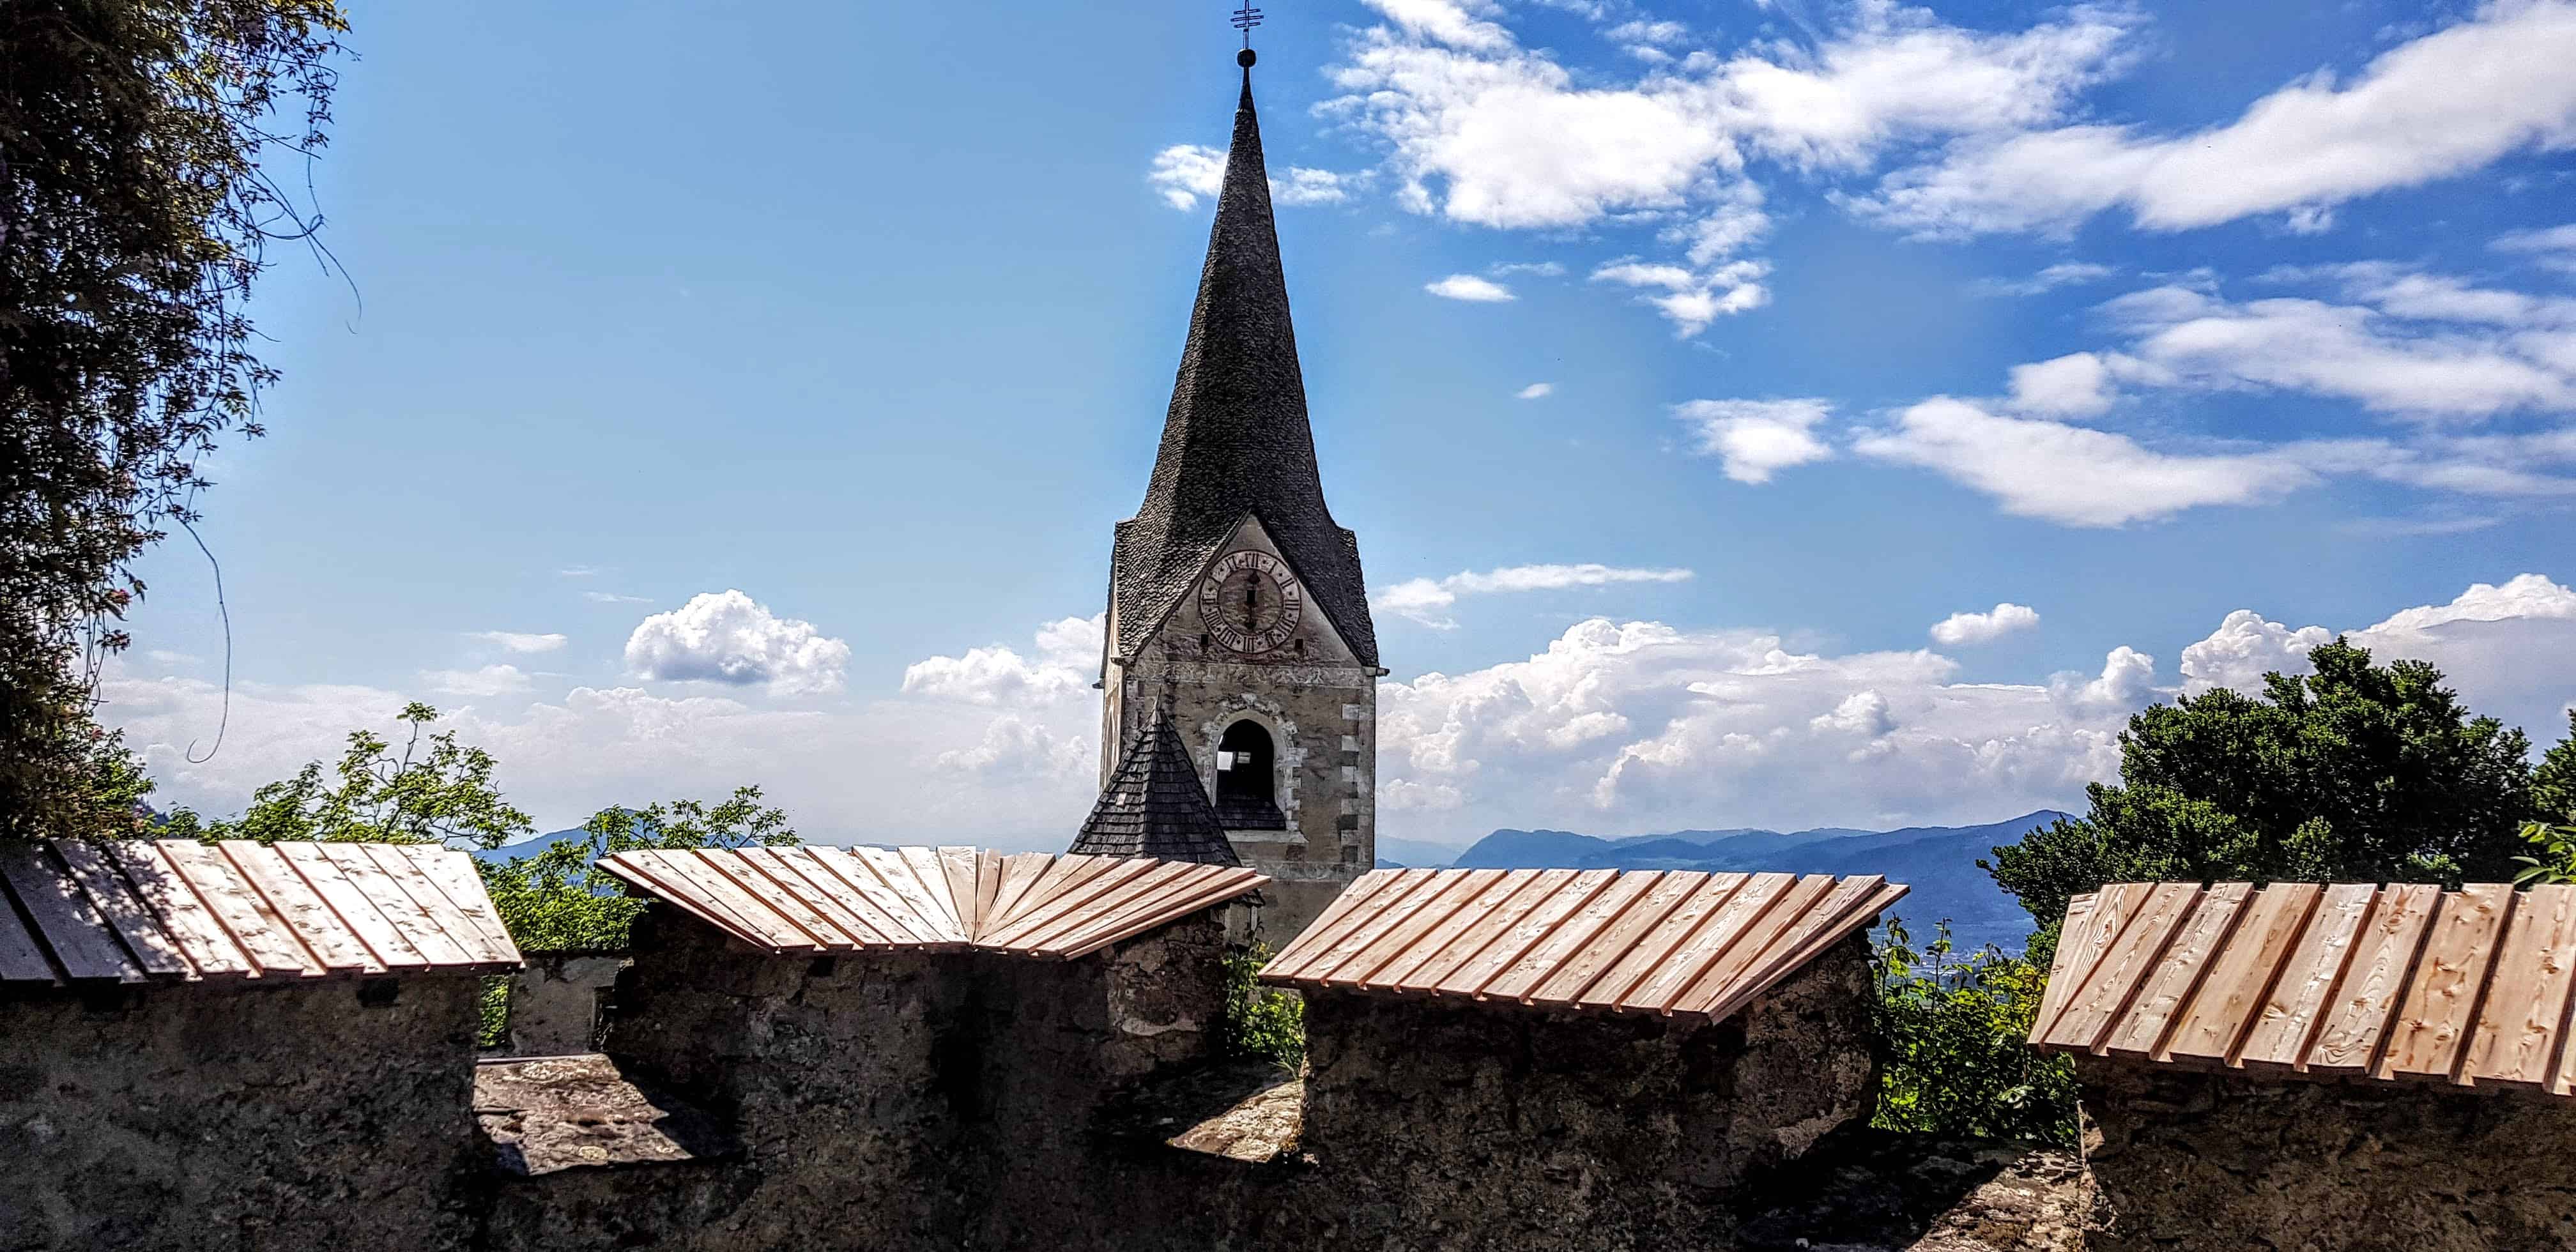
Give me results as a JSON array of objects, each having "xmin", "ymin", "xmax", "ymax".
[
  {"xmin": 1261, "ymin": 866, "xmax": 1905, "ymax": 1021},
  {"xmin": 0, "ymin": 839, "xmax": 519, "ymax": 984},
  {"xmin": 1108, "ymin": 66, "xmax": 1377, "ymax": 669},
  {"xmin": 597, "ymin": 846, "xmax": 1266, "ymax": 959},
  {"xmin": 2032, "ymin": 880, "xmax": 2576, "ymax": 1097},
  {"xmin": 1071, "ymin": 712, "xmax": 1241, "ymax": 865}
]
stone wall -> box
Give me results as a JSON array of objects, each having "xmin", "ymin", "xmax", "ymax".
[
  {"xmin": 2078, "ymin": 1058, "xmax": 2576, "ymax": 1251},
  {"xmin": 1291, "ymin": 930, "xmax": 1880, "ymax": 1250},
  {"xmin": 0, "ymin": 976, "xmax": 483, "ymax": 1252},
  {"xmin": 497, "ymin": 950, "xmax": 626, "ymax": 1057}
]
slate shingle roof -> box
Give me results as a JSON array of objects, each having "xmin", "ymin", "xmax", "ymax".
[
  {"xmin": 1108, "ymin": 66, "xmax": 1379, "ymax": 669},
  {"xmin": 1071, "ymin": 714, "xmax": 1242, "ymax": 866}
]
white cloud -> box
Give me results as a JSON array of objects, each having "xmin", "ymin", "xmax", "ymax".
[
  {"xmin": 467, "ymin": 630, "xmax": 567, "ymax": 655},
  {"xmin": 1606, "ymin": 19, "xmax": 1689, "ymax": 46},
  {"xmin": 1426, "ymin": 273, "xmax": 1517, "ymax": 302},
  {"xmin": 2496, "ymin": 223, "xmax": 2576, "ymax": 275},
  {"xmin": 1373, "ymin": 563, "xmax": 1694, "ymax": 629},
  {"xmin": 2047, "ymin": 646, "xmax": 2158, "ymax": 715},
  {"xmin": 421, "ymin": 664, "xmax": 535, "ymax": 698},
  {"xmin": 2101, "ymin": 282, "xmax": 2576, "ymax": 421},
  {"xmin": 1970, "ymin": 261, "xmax": 2118, "ymax": 297},
  {"xmin": 584, "ymin": 591, "xmax": 651, "ymax": 604},
  {"xmin": 1673, "ymin": 398, "xmax": 1835, "ymax": 483},
  {"xmin": 1147, "ymin": 144, "xmax": 1357, "ymax": 210},
  {"xmin": 2006, "ymin": 351, "xmax": 2121, "ymax": 416},
  {"xmin": 1592, "ymin": 258, "xmax": 1771, "ymax": 335},
  {"xmin": 901, "ymin": 615, "xmax": 1101, "ymax": 706},
  {"xmin": 623, "ymin": 590, "xmax": 851, "ymax": 695},
  {"xmin": 1516, "ymin": 382, "xmax": 1555, "ymax": 399},
  {"xmin": 1811, "ymin": 689, "xmax": 1897, "ymax": 737},
  {"xmin": 1930, "ymin": 603, "xmax": 2041, "ymax": 646},
  {"xmin": 1852, "ymin": 397, "xmax": 2327, "ymax": 526},
  {"xmin": 1322, "ymin": 0, "xmax": 2132, "ymax": 330},
  {"xmin": 2175, "ymin": 575, "xmax": 2576, "ymax": 740},
  {"xmin": 1858, "ymin": 3, "xmax": 2576, "ymax": 236}
]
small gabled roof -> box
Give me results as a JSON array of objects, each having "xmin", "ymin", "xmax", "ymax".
[
  {"xmin": 1073, "ymin": 714, "xmax": 1241, "ymax": 866},
  {"xmin": 596, "ymin": 846, "xmax": 1267, "ymax": 961},
  {"xmin": 2030, "ymin": 881, "xmax": 2576, "ymax": 1099},
  {"xmin": 1259, "ymin": 867, "xmax": 1904, "ymax": 1021},
  {"xmin": 0, "ymin": 839, "xmax": 521, "ymax": 984}
]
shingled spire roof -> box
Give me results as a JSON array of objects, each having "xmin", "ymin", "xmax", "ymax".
[
  {"xmin": 1108, "ymin": 60, "xmax": 1378, "ymax": 669},
  {"xmin": 1071, "ymin": 712, "xmax": 1241, "ymax": 866}
]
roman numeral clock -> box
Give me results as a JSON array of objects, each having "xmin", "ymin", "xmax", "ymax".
[{"xmin": 1199, "ymin": 551, "xmax": 1305, "ymax": 657}]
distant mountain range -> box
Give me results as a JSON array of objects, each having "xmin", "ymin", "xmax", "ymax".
[
  {"xmin": 1381, "ymin": 811, "xmax": 2069, "ymax": 954},
  {"xmin": 471, "ymin": 827, "xmax": 592, "ymax": 866}
]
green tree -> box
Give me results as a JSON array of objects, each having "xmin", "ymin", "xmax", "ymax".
[
  {"xmin": 2537, "ymin": 710, "xmax": 2576, "ymax": 827},
  {"xmin": 1871, "ymin": 919, "xmax": 2076, "ymax": 1147},
  {"xmin": 2, "ymin": 0, "xmax": 349, "ymax": 841},
  {"xmin": 1987, "ymin": 640, "xmax": 2540, "ymax": 936},
  {"xmin": 164, "ymin": 702, "xmax": 533, "ymax": 848},
  {"xmin": 479, "ymin": 788, "xmax": 797, "ymax": 952}
]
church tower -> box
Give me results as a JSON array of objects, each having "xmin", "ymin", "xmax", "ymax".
[{"xmin": 1083, "ymin": 47, "xmax": 1381, "ymax": 935}]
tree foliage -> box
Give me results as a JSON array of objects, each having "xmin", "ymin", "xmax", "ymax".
[
  {"xmin": 1987, "ymin": 640, "xmax": 2544, "ymax": 934},
  {"xmin": 1871, "ymin": 919, "xmax": 2077, "ymax": 1146},
  {"xmin": 480, "ymin": 788, "xmax": 797, "ymax": 952},
  {"xmin": 162, "ymin": 702, "xmax": 533, "ymax": 848},
  {"xmin": 1, "ymin": 0, "xmax": 347, "ymax": 839},
  {"xmin": 1219, "ymin": 942, "xmax": 1305, "ymax": 1071}
]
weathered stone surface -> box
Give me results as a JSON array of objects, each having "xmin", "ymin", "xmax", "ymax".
[
  {"xmin": 1736, "ymin": 1130, "xmax": 2090, "ymax": 1252},
  {"xmin": 1287, "ymin": 932, "xmax": 1880, "ymax": 1251},
  {"xmin": 2079, "ymin": 1058, "xmax": 2576, "ymax": 1251},
  {"xmin": 498, "ymin": 951, "xmax": 625, "ymax": 1057},
  {"xmin": 0, "ymin": 977, "xmax": 481, "ymax": 1252},
  {"xmin": 474, "ymin": 1053, "xmax": 736, "ymax": 1177}
]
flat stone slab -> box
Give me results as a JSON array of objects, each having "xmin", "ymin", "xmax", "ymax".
[
  {"xmin": 474, "ymin": 1053, "xmax": 740, "ymax": 1177},
  {"xmin": 1097, "ymin": 1059, "xmax": 1304, "ymax": 1163}
]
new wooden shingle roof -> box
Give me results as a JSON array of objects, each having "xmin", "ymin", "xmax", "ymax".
[
  {"xmin": 2030, "ymin": 882, "xmax": 2576, "ymax": 1098},
  {"xmin": 0, "ymin": 840, "xmax": 521, "ymax": 984},
  {"xmin": 1258, "ymin": 867, "xmax": 1906, "ymax": 1021},
  {"xmin": 595, "ymin": 847, "xmax": 1268, "ymax": 961}
]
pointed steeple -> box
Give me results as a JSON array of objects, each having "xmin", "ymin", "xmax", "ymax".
[
  {"xmin": 1108, "ymin": 57, "xmax": 1378, "ymax": 669},
  {"xmin": 1072, "ymin": 712, "xmax": 1241, "ymax": 866}
]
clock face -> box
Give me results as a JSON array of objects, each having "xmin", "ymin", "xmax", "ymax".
[{"xmin": 1199, "ymin": 550, "xmax": 1305, "ymax": 655}]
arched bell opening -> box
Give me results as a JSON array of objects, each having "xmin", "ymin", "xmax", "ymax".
[{"xmin": 1213, "ymin": 719, "xmax": 1287, "ymax": 830}]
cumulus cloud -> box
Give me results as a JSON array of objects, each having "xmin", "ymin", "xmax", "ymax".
[
  {"xmin": 1591, "ymin": 258, "xmax": 1771, "ymax": 335},
  {"xmin": 624, "ymin": 590, "xmax": 851, "ymax": 695},
  {"xmin": 1373, "ymin": 563, "xmax": 1694, "ymax": 628},
  {"xmin": 1856, "ymin": 3, "xmax": 2576, "ymax": 237},
  {"xmin": 1930, "ymin": 603, "xmax": 2041, "ymax": 646},
  {"xmin": 467, "ymin": 630, "xmax": 567, "ymax": 654},
  {"xmin": 2006, "ymin": 352, "xmax": 2123, "ymax": 416},
  {"xmin": 1673, "ymin": 398, "xmax": 1835, "ymax": 483},
  {"xmin": 1516, "ymin": 382, "xmax": 1555, "ymax": 400},
  {"xmin": 1851, "ymin": 397, "xmax": 2329, "ymax": 526},
  {"xmin": 2048, "ymin": 646, "xmax": 2159, "ymax": 715},
  {"xmin": 1426, "ymin": 273, "xmax": 1516, "ymax": 302},
  {"xmin": 2496, "ymin": 223, "xmax": 2576, "ymax": 275},
  {"xmin": 901, "ymin": 615, "xmax": 1101, "ymax": 706},
  {"xmin": 1146, "ymin": 144, "xmax": 1356, "ymax": 210}
]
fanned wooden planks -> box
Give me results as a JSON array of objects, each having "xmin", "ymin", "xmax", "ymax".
[
  {"xmin": 2031, "ymin": 880, "xmax": 2576, "ymax": 1102},
  {"xmin": 595, "ymin": 848, "xmax": 1271, "ymax": 960},
  {"xmin": 1257, "ymin": 867, "xmax": 1908, "ymax": 1023},
  {"xmin": 0, "ymin": 841, "xmax": 519, "ymax": 984}
]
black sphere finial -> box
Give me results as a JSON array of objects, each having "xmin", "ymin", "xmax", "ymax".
[{"xmin": 1238, "ymin": 47, "xmax": 1257, "ymax": 68}]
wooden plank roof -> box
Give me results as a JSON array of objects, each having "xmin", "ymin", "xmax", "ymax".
[
  {"xmin": 595, "ymin": 848, "xmax": 1269, "ymax": 960},
  {"xmin": 1255, "ymin": 867, "xmax": 1906, "ymax": 1023},
  {"xmin": 2029, "ymin": 882, "xmax": 2576, "ymax": 1099},
  {"xmin": 0, "ymin": 840, "xmax": 521, "ymax": 985}
]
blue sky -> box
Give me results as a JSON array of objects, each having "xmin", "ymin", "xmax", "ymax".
[{"xmin": 103, "ymin": 0, "xmax": 2576, "ymax": 851}]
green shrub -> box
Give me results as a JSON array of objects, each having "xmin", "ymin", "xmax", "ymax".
[
  {"xmin": 1871, "ymin": 917, "xmax": 2077, "ymax": 1147},
  {"xmin": 1220, "ymin": 943, "xmax": 1305, "ymax": 1070},
  {"xmin": 477, "ymin": 975, "xmax": 511, "ymax": 1051}
]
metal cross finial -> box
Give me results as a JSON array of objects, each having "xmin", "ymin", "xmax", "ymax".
[{"xmin": 1232, "ymin": 3, "xmax": 1264, "ymax": 47}]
